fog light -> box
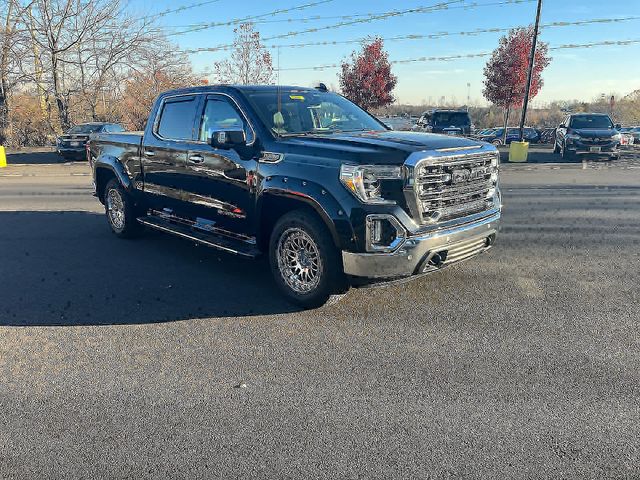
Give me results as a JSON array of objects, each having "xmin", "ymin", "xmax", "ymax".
[{"xmin": 365, "ymin": 215, "xmax": 406, "ymax": 252}]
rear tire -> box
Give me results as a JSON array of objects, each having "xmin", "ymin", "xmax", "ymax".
[
  {"xmin": 269, "ymin": 210, "xmax": 347, "ymax": 309},
  {"xmin": 104, "ymin": 178, "xmax": 142, "ymax": 238}
]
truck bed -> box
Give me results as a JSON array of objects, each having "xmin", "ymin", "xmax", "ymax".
[{"xmin": 91, "ymin": 131, "xmax": 143, "ymax": 147}]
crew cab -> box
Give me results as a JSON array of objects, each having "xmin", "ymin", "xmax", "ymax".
[
  {"xmin": 88, "ymin": 85, "xmax": 501, "ymax": 308},
  {"xmin": 554, "ymin": 113, "xmax": 622, "ymax": 160}
]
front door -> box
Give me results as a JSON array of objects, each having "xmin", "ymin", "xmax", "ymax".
[{"xmin": 179, "ymin": 94, "xmax": 259, "ymax": 236}]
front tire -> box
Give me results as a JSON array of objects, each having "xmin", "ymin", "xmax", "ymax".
[
  {"xmin": 269, "ymin": 210, "xmax": 347, "ymax": 308},
  {"xmin": 104, "ymin": 178, "xmax": 142, "ymax": 238}
]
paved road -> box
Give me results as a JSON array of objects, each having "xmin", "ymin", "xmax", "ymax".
[{"xmin": 1, "ymin": 161, "xmax": 639, "ymax": 478}]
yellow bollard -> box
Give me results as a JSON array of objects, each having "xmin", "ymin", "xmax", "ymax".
[
  {"xmin": 0, "ymin": 145, "xmax": 6, "ymax": 168},
  {"xmin": 509, "ymin": 141, "xmax": 529, "ymax": 163}
]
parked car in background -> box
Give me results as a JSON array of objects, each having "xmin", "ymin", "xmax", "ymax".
[
  {"xmin": 538, "ymin": 128, "xmax": 557, "ymax": 144},
  {"xmin": 378, "ymin": 116, "xmax": 415, "ymax": 131},
  {"xmin": 477, "ymin": 127, "xmax": 540, "ymax": 145},
  {"xmin": 56, "ymin": 122, "xmax": 125, "ymax": 160},
  {"xmin": 554, "ymin": 113, "xmax": 621, "ymax": 160},
  {"xmin": 624, "ymin": 126, "xmax": 640, "ymax": 144},
  {"xmin": 619, "ymin": 127, "xmax": 637, "ymax": 145},
  {"xmin": 413, "ymin": 109, "xmax": 472, "ymax": 136}
]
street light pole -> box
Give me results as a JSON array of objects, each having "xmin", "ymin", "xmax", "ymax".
[{"xmin": 519, "ymin": 0, "xmax": 543, "ymax": 142}]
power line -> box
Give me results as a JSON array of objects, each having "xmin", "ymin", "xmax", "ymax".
[
  {"xmin": 167, "ymin": 0, "xmax": 336, "ymax": 36},
  {"xmin": 140, "ymin": 0, "xmax": 226, "ymax": 22},
  {"xmin": 186, "ymin": 15, "xmax": 640, "ymax": 52},
  {"xmin": 180, "ymin": 0, "xmax": 534, "ymax": 52},
  {"xmin": 174, "ymin": 0, "xmax": 493, "ymax": 40},
  {"xmin": 271, "ymin": 38, "xmax": 640, "ymax": 71}
]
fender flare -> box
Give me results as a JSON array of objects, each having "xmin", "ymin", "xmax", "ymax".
[
  {"xmin": 258, "ymin": 178, "xmax": 353, "ymax": 250},
  {"xmin": 94, "ymin": 155, "xmax": 132, "ymax": 192}
]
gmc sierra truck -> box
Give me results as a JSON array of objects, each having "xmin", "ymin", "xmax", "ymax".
[{"xmin": 88, "ymin": 85, "xmax": 501, "ymax": 308}]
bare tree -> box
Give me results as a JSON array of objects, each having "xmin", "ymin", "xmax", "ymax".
[
  {"xmin": 0, "ymin": 0, "xmax": 29, "ymax": 143},
  {"xmin": 28, "ymin": 0, "xmax": 121, "ymax": 130},
  {"xmin": 213, "ymin": 22, "xmax": 274, "ymax": 85},
  {"xmin": 117, "ymin": 41, "xmax": 202, "ymax": 130}
]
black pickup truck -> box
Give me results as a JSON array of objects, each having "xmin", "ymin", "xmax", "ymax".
[{"xmin": 89, "ymin": 85, "xmax": 501, "ymax": 308}]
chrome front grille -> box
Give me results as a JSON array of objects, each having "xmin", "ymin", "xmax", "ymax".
[{"xmin": 410, "ymin": 151, "xmax": 498, "ymax": 224}]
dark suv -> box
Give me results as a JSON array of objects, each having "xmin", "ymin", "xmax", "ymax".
[
  {"xmin": 554, "ymin": 113, "xmax": 621, "ymax": 160},
  {"xmin": 56, "ymin": 122, "xmax": 124, "ymax": 160},
  {"xmin": 413, "ymin": 110, "xmax": 472, "ymax": 136}
]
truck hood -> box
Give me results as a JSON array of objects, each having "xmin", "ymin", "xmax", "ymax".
[
  {"xmin": 280, "ymin": 130, "xmax": 491, "ymax": 165},
  {"xmin": 572, "ymin": 128, "xmax": 618, "ymax": 138}
]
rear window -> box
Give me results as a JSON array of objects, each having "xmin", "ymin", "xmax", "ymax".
[
  {"xmin": 157, "ymin": 96, "xmax": 198, "ymax": 140},
  {"xmin": 432, "ymin": 112, "xmax": 471, "ymax": 126},
  {"xmin": 68, "ymin": 124, "xmax": 103, "ymax": 134}
]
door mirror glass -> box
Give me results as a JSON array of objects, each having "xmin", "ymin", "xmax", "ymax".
[
  {"xmin": 210, "ymin": 129, "xmax": 246, "ymax": 150},
  {"xmin": 615, "ymin": 124, "xmax": 622, "ymax": 130}
]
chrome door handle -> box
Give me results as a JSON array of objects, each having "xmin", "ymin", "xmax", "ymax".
[
  {"xmin": 188, "ymin": 154, "xmax": 204, "ymax": 164},
  {"xmin": 143, "ymin": 150, "xmax": 155, "ymax": 157}
]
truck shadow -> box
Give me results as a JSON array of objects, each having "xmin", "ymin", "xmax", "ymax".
[{"xmin": 0, "ymin": 211, "xmax": 301, "ymax": 326}]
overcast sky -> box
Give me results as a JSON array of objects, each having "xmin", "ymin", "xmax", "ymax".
[{"xmin": 133, "ymin": 0, "xmax": 640, "ymax": 106}]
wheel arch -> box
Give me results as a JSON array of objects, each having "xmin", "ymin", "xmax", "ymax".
[
  {"xmin": 94, "ymin": 156, "xmax": 132, "ymax": 203},
  {"xmin": 257, "ymin": 189, "xmax": 352, "ymax": 252}
]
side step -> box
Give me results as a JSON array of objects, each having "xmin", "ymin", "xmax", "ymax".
[{"xmin": 137, "ymin": 215, "xmax": 261, "ymax": 258}]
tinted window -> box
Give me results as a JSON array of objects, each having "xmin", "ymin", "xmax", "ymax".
[
  {"xmin": 109, "ymin": 124, "xmax": 125, "ymax": 133},
  {"xmin": 432, "ymin": 112, "xmax": 471, "ymax": 126},
  {"xmin": 199, "ymin": 97, "xmax": 253, "ymax": 142},
  {"xmin": 157, "ymin": 96, "xmax": 198, "ymax": 140},
  {"xmin": 570, "ymin": 115, "xmax": 613, "ymax": 130}
]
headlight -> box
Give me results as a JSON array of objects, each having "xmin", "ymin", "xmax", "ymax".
[
  {"xmin": 612, "ymin": 133, "xmax": 622, "ymax": 141},
  {"xmin": 340, "ymin": 164, "xmax": 402, "ymax": 204},
  {"xmin": 565, "ymin": 134, "xmax": 581, "ymax": 144}
]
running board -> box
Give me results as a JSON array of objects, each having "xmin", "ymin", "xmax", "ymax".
[{"xmin": 137, "ymin": 215, "xmax": 260, "ymax": 258}]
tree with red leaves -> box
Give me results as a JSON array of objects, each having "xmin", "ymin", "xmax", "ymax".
[
  {"xmin": 339, "ymin": 38, "xmax": 397, "ymax": 111},
  {"xmin": 214, "ymin": 23, "xmax": 274, "ymax": 85},
  {"xmin": 483, "ymin": 27, "xmax": 550, "ymax": 142}
]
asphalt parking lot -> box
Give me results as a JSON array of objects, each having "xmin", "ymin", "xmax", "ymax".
[{"xmin": 1, "ymin": 151, "xmax": 640, "ymax": 478}]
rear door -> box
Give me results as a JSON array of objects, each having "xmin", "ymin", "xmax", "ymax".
[
  {"xmin": 140, "ymin": 94, "xmax": 202, "ymax": 215},
  {"xmin": 179, "ymin": 93, "xmax": 259, "ymax": 235}
]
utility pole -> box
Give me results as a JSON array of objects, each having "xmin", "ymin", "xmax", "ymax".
[{"xmin": 518, "ymin": 0, "xmax": 543, "ymax": 142}]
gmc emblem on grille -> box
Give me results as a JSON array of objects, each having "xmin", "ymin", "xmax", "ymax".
[
  {"xmin": 450, "ymin": 167, "xmax": 487, "ymax": 184},
  {"xmin": 451, "ymin": 169, "xmax": 472, "ymax": 183}
]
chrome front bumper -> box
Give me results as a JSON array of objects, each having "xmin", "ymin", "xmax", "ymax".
[{"xmin": 342, "ymin": 211, "xmax": 500, "ymax": 279}]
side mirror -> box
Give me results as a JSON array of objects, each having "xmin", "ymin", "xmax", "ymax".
[
  {"xmin": 615, "ymin": 124, "xmax": 622, "ymax": 130},
  {"xmin": 558, "ymin": 124, "xmax": 564, "ymax": 129},
  {"xmin": 210, "ymin": 129, "xmax": 246, "ymax": 150}
]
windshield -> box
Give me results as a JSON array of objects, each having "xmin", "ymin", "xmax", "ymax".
[
  {"xmin": 570, "ymin": 115, "xmax": 613, "ymax": 130},
  {"xmin": 244, "ymin": 90, "xmax": 385, "ymax": 136},
  {"xmin": 68, "ymin": 124, "xmax": 103, "ymax": 134},
  {"xmin": 432, "ymin": 112, "xmax": 471, "ymax": 126}
]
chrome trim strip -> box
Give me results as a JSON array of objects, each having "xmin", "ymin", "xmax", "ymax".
[
  {"xmin": 143, "ymin": 182, "xmax": 246, "ymax": 218},
  {"xmin": 137, "ymin": 218, "xmax": 255, "ymax": 257}
]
